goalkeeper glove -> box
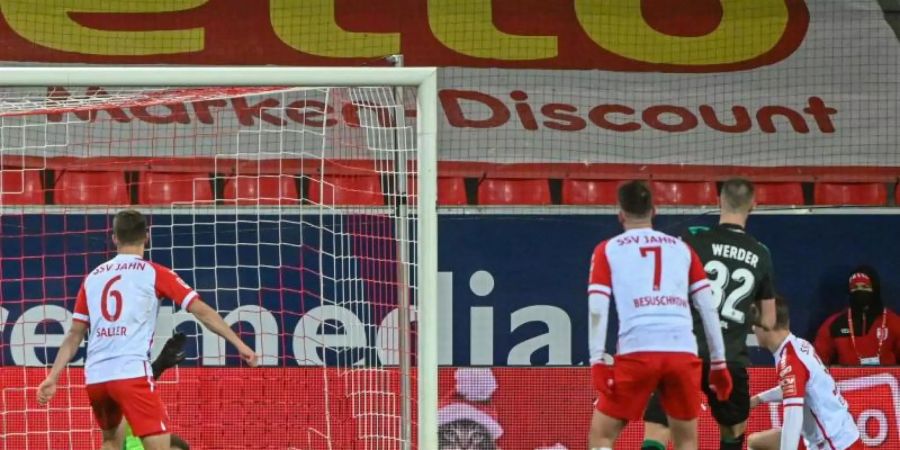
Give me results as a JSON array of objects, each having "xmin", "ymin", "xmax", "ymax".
[
  {"xmin": 151, "ymin": 332, "xmax": 187, "ymax": 380},
  {"xmin": 591, "ymin": 362, "xmax": 614, "ymax": 396},
  {"xmin": 708, "ymin": 361, "xmax": 733, "ymax": 401}
]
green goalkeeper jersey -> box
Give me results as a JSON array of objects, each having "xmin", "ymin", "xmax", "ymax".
[{"xmin": 123, "ymin": 423, "xmax": 144, "ymax": 450}]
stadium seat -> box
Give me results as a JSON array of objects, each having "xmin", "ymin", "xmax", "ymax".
[
  {"xmin": 437, "ymin": 178, "xmax": 468, "ymax": 205},
  {"xmin": 223, "ymin": 175, "xmax": 299, "ymax": 205},
  {"xmin": 477, "ymin": 179, "xmax": 551, "ymax": 205},
  {"xmin": 561, "ymin": 179, "xmax": 618, "ymax": 205},
  {"xmin": 138, "ymin": 172, "xmax": 214, "ymax": 205},
  {"xmin": 406, "ymin": 177, "xmax": 468, "ymax": 206},
  {"xmin": 651, "ymin": 181, "xmax": 717, "ymax": 205},
  {"xmin": 814, "ymin": 182, "xmax": 887, "ymax": 206},
  {"xmin": 0, "ymin": 169, "xmax": 43, "ymax": 205},
  {"xmin": 55, "ymin": 171, "xmax": 130, "ymax": 205},
  {"xmin": 308, "ymin": 175, "xmax": 383, "ymax": 206},
  {"xmin": 753, "ymin": 182, "xmax": 805, "ymax": 206}
]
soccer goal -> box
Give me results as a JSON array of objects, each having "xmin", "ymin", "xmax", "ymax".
[{"xmin": 0, "ymin": 67, "xmax": 438, "ymax": 450}]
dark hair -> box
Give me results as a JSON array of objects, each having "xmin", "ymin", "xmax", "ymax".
[
  {"xmin": 720, "ymin": 178, "xmax": 755, "ymax": 212},
  {"xmin": 617, "ymin": 180, "xmax": 653, "ymax": 218},
  {"xmin": 750, "ymin": 295, "xmax": 790, "ymax": 331},
  {"xmin": 113, "ymin": 209, "xmax": 148, "ymax": 246}
]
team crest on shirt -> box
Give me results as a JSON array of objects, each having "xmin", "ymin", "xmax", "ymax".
[
  {"xmin": 877, "ymin": 327, "xmax": 889, "ymax": 342},
  {"xmin": 781, "ymin": 374, "xmax": 797, "ymax": 397}
]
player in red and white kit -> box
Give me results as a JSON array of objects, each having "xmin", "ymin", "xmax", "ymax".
[
  {"xmin": 748, "ymin": 298, "xmax": 862, "ymax": 450},
  {"xmin": 37, "ymin": 209, "xmax": 259, "ymax": 450},
  {"xmin": 588, "ymin": 181, "xmax": 733, "ymax": 450}
]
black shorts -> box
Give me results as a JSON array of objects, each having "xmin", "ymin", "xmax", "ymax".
[{"xmin": 643, "ymin": 361, "xmax": 750, "ymax": 427}]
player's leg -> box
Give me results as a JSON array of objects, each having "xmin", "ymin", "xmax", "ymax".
[
  {"xmin": 747, "ymin": 428, "xmax": 780, "ymax": 450},
  {"xmin": 641, "ymin": 391, "xmax": 670, "ymax": 450},
  {"xmin": 590, "ymin": 353, "xmax": 661, "ymax": 448},
  {"xmin": 170, "ymin": 434, "xmax": 190, "ymax": 450},
  {"xmin": 140, "ymin": 434, "xmax": 172, "ymax": 450},
  {"xmin": 588, "ymin": 410, "xmax": 627, "ymax": 449},
  {"xmin": 86, "ymin": 383, "xmax": 126, "ymax": 450},
  {"xmin": 108, "ymin": 377, "xmax": 173, "ymax": 450},
  {"xmin": 100, "ymin": 424, "xmax": 125, "ymax": 450},
  {"xmin": 658, "ymin": 353, "xmax": 703, "ymax": 450},
  {"xmin": 701, "ymin": 363, "xmax": 751, "ymax": 450}
]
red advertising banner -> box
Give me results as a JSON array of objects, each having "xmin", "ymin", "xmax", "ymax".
[
  {"xmin": 0, "ymin": 0, "xmax": 808, "ymax": 71},
  {"xmin": 1, "ymin": 367, "xmax": 897, "ymax": 449}
]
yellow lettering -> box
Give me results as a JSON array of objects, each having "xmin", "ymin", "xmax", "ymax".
[
  {"xmin": 574, "ymin": 0, "xmax": 789, "ymax": 65},
  {"xmin": 0, "ymin": 0, "xmax": 205, "ymax": 55},
  {"xmin": 428, "ymin": 0, "xmax": 556, "ymax": 60},
  {"xmin": 271, "ymin": 0, "xmax": 398, "ymax": 58}
]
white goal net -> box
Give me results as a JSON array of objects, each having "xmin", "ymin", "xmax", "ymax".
[{"xmin": 0, "ymin": 67, "xmax": 438, "ymax": 450}]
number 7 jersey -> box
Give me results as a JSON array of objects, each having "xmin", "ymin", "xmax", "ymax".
[
  {"xmin": 589, "ymin": 227, "xmax": 710, "ymax": 355},
  {"xmin": 72, "ymin": 254, "xmax": 199, "ymax": 385}
]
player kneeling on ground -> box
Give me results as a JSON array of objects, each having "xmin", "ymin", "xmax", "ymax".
[
  {"xmin": 747, "ymin": 297, "xmax": 862, "ymax": 450},
  {"xmin": 587, "ymin": 181, "xmax": 733, "ymax": 450},
  {"xmin": 37, "ymin": 209, "xmax": 258, "ymax": 450},
  {"xmin": 120, "ymin": 332, "xmax": 190, "ymax": 450}
]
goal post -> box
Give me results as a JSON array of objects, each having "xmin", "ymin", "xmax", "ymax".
[{"xmin": 0, "ymin": 66, "xmax": 438, "ymax": 450}]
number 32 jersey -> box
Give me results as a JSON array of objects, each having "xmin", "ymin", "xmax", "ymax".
[
  {"xmin": 73, "ymin": 254, "xmax": 199, "ymax": 385},
  {"xmin": 686, "ymin": 224, "xmax": 776, "ymax": 365}
]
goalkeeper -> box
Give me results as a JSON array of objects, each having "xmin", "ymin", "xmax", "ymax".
[
  {"xmin": 117, "ymin": 333, "xmax": 190, "ymax": 450},
  {"xmin": 121, "ymin": 332, "xmax": 190, "ymax": 450}
]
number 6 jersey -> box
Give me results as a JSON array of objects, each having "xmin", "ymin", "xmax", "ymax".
[{"xmin": 73, "ymin": 254, "xmax": 199, "ymax": 385}]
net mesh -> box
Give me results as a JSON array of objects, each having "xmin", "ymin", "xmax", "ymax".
[{"xmin": 0, "ymin": 85, "xmax": 421, "ymax": 450}]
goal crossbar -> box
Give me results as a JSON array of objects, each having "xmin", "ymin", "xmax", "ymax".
[{"xmin": 0, "ymin": 66, "xmax": 437, "ymax": 87}]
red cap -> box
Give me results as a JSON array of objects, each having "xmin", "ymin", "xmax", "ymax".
[{"xmin": 849, "ymin": 272, "xmax": 873, "ymax": 292}]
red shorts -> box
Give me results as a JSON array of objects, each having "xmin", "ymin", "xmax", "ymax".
[
  {"xmin": 85, "ymin": 376, "xmax": 170, "ymax": 438},
  {"xmin": 596, "ymin": 352, "xmax": 702, "ymax": 421},
  {"xmin": 845, "ymin": 440, "xmax": 864, "ymax": 450}
]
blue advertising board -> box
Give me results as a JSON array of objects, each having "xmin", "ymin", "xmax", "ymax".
[{"xmin": 2, "ymin": 212, "xmax": 899, "ymax": 367}]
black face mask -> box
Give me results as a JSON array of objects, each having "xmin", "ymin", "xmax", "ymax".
[{"xmin": 850, "ymin": 291, "xmax": 875, "ymax": 310}]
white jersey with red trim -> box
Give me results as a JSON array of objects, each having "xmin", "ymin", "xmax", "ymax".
[
  {"xmin": 588, "ymin": 228, "xmax": 710, "ymax": 356},
  {"xmin": 776, "ymin": 333, "xmax": 859, "ymax": 450},
  {"xmin": 73, "ymin": 254, "xmax": 198, "ymax": 385}
]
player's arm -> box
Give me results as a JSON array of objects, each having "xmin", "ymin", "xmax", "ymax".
[
  {"xmin": 750, "ymin": 385, "xmax": 783, "ymax": 408},
  {"xmin": 778, "ymin": 345, "xmax": 810, "ymax": 450},
  {"xmin": 687, "ymin": 247, "xmax": 732, "ymax": 400},
  {"xmin": 587, "ymin": 242, "xmax": 613, "ymax": 394},
  {"xmin": 189, "ymin": 299, "xmax": 258, "ymax": 366},
  {"xmin": 756, "ymin": 249, "xmax": 778, "ymax": 330},
  {"xmin": 38, "ymin": 285, "xmax": 89, "ymax": 405},
  {"xmin": 153, "ymin": 263, "xmax": 259, "ymax": 367},
  {"xmin": 151, "ymin": 332, "xmax": 187, "ymax": 379}
]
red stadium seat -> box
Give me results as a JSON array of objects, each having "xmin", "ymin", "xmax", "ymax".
[
  {"xmin": 437, "ymin": 178, "xmax": 468, "ymax": 205},
  {"xmin": 814, "ymin": 183, "xmax": 887, "ymax": 206},
  {"xmin": 138, "ymin": 172, "xmax": 214, "ymax": 205},
  {"xmin": 651, "ymin": 181, "xmax": 717, "ymax": 206},
  {"xmin": 753, "ymin": 182, "xmax": 805, "ymax": 206},
  {"xmin": 406, "ymin": 177, "xmax": 468, "ymax": 206},
  {"xmin": 561, "ymin": 179, "xmax": 619, "ymax": 205},
  {"xmin": 308, "ymin": 175, "xmax": 383, "ymax": 205},
  {"xmin": 0, "ymin": 169, "xmax": 43, "ymax": 205},
  {"xmin": 477, "ymin": 179, "xmax": 551, "ymax": 205},
  {"xmin": 223, "ymin": 175, "xmax": 299, "ymax": 205},
  {"xmin": 55, "ymin": 171, "xmax": 130, "ymax": 205}
]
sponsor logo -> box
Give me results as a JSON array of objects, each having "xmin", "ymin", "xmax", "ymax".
[{"xmin": 0, "ymin": 1, "xmax": 810, "ymax": 71}]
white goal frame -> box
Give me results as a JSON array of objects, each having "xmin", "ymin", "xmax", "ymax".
[{"xmin": 0, "ymin": 66, "xmax": 439, "ymax": 450}]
